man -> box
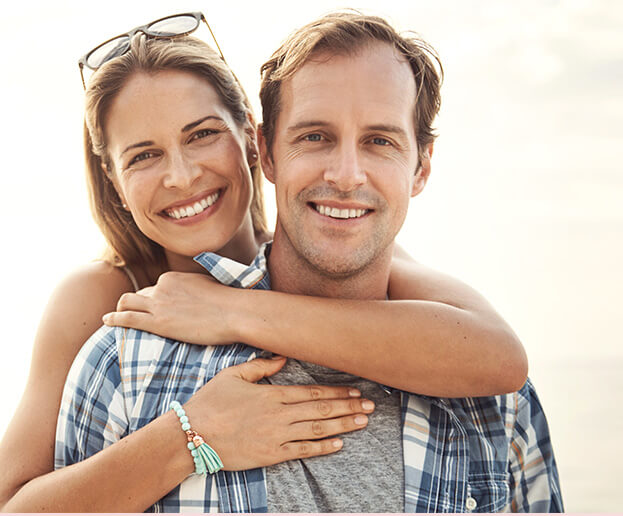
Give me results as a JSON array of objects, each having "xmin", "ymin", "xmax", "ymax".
[{"xmin": 56, "ymin": 13, "xmax": 562, "ymax": 512}]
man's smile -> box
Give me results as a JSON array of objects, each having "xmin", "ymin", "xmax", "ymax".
[{"xmin": 310, "ymin": 202, "xmax": 371, "ymax": 220}]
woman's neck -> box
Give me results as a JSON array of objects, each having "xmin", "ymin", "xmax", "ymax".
[{"xmin": 163, "ymin": 213, "xmax": 263, "ymax": 275}]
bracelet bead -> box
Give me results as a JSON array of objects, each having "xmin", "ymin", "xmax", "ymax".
[{"xmin": 170, "ymin": 400, "xmax": 223, "ymax": 475}]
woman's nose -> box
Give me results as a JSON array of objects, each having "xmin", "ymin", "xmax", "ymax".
[{"xmin": 162, "ymin": 152, "xmax": 202, "ymax": 190}]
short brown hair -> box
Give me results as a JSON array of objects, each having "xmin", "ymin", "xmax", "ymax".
[
  {"xmin": 260, "ymin": 11, "xmax": 443, "ymax": 158},
  {"xmin": 84, "ymin": 35, "xmax": 267, "ymax": 269}
]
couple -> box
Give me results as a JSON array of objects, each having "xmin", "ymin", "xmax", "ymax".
[{"xmin": 0, "ymin": 11, "xmax": 562, "ymax": 513}]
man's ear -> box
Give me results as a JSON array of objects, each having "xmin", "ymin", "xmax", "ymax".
[
  {"xmin": 411, "ymin": 142, "xmax": 433, "ymax": 197},
  {"xmin": 257, "ymin": 124, "xmax": 276, "ymax": 184}
]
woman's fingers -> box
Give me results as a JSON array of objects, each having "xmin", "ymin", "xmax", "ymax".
[
  {"xmin": 115, "ymin": 292, "xmax": 152, "ymax": 313},
  {"xmin": 276, "ymin": 383, "xmax": 361, "ymax": 404},
  {"xmin": 278, "ymin": 438, "xmax": 344, "ymax": 461},
  {"xmin": 288, "ymin": 413, "xmax": 370, "ymax": 441},
  {"xmin": 102, "ymin": 310, "xmax": 153, "ymax": 328},
  {"xmin": 289, "ymin": 397, "xmax": 375, "ymax": 421},
  {"xmin": 230, "ymin": 357, "xmax": 288, "ymax": 383}
]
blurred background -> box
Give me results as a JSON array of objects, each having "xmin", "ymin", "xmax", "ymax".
[{"xmin": 1, "ymin": 0, "xmax": 621, "ymax": 511}]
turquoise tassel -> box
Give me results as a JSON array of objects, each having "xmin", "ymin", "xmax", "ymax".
[{"xmin": 195, "ymin": 441, "xmax": 224, "ymax": 474}]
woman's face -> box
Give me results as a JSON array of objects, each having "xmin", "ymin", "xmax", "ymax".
[{"xmin": 104, "ymin": 69, "xmax": 255, "ymax": 262}]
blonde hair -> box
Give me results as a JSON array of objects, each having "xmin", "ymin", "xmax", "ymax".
[
  {"xmin": 84, "ymin": 35, "xmax": 267, "ymax": 268},
  {"xmin": 260, "ymin": 11, "xmax": 443, "ymax": 159}
]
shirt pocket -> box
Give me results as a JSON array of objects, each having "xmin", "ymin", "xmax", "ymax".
[{"xmin": 467, "ymin": 476, "xmax": 510, "ymax": 513}]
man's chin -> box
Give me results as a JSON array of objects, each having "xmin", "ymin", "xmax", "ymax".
[{"xmin": 299, "ymin": 246, "xmax": 381, "ymax": 280}]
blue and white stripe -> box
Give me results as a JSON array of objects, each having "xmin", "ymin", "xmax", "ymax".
[{"xmin": 56, "ymin": 242, "xmax": 562, "ymax": 512}]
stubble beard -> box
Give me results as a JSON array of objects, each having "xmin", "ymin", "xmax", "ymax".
[{"xmin": 278, "ymin": 194, "xmax": 394, "ymax": 281}]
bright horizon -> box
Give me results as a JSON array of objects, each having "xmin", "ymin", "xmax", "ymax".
[{"xmin": 1, "ymin": 1, "xmax": 621, "ymax": 511}]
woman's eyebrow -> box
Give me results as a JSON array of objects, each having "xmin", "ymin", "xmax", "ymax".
[
  {"xmin": 182, "ymin": 115, "xmax": 224, "ymax": 133},
  {"xmin": 121, "ymin": 141, "xmax": 154, "ymax": 156}
]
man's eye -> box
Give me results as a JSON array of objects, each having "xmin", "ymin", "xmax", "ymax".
[
  {"xmin": 372, "ymin": 137, "xmax": 391, "ymax": 146},
  {"xmin": 303, "ymin": 133, "xmax": 323, "ymax": 142},
  {"xmin": 129, "ymin": 151, "xmax": 155, "ymax": 165}
]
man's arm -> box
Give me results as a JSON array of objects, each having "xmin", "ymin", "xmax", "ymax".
[{"xmin": 507, "ymin": 380, "xmax": 564, "ymax": 512}]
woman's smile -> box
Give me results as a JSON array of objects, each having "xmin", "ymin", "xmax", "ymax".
[{"xmin": 162, "ymin": 188, "xmax": 222, "ymax": 222}]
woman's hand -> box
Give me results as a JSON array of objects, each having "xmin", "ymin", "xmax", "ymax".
[
  {"xmin": 103, "ymin": 271, "xmax": 237, "ymax": 345},
  {"xmin": 184, "ymin": 357, "xmax": 374, "ymax": 470}
]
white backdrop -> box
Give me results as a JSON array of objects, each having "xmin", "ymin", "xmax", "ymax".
[{"xmin": 1, "ymin": 1, "xmax": 621, "ymax": 511}]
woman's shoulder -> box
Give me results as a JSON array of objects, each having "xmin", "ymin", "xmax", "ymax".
[
  {"xmin": 40, "ymin": 261, "xmax": 136, "ymax": 340},
  {"xmin": 30, "ymin": 262, "xmax": 139, "ymax": 395},
  {"xmin": 55, "ymin": 261, "xmax": 136, "ymax": 300}
]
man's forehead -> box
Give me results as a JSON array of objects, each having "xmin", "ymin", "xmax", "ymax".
[{"xmin": 278, "ymin": 42, "xmax": 417, "ymax": 130}]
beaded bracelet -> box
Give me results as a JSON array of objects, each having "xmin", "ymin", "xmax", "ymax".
[{"xmin": 170, "ymin": 400, "xmax": 224, "ymax": 475}]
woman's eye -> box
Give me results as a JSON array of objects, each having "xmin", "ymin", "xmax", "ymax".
[
  {"xmin": 191, "ymin": 129, "xmax": 216, "ymax": 141},
  {"xmin": 129, "ymin": 151, "xmax": 154, "ymax": 166},
  {"xmin": 303, "ymin": 133, "xmax": 323, "ymax": 142},
  {"xmin": 372, "ymin": 137, "xmax": 391, "ymax": 146}
]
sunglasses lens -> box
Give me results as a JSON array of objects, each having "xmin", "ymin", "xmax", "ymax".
[
  {"xmin": 147, "ymin": 15, "xmax": 198, "ymax": 36},
  {"xmin": 86, "ymin": 36, "xmax": 131, "ymax": 69}
]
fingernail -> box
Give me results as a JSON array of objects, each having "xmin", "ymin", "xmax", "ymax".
[
  {"xmin": 355, "ymin": 415, "xmax": 368, "ymax": 425},
  {"xmin": 349, "ymin": 389, "xmax": 361, "ymax": 397},
  {"xmin": 362, "ymin": 400, "xmax": 374, "ymax": 411},
  {"xmin": 271, "ymin": 355, "xmax": 286, "ymax": 360},
  {"xmin": 332, "ymin": 439, "xmax": 343, "ymax": 448}
]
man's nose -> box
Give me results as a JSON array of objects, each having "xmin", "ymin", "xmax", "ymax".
[
  {"xmin": 323, "ymin": 142, "xmax": 367, "ymax": 192},
  {"xmin": 162, "ymin": 151, "xmax": 202, "ymax": 190}
]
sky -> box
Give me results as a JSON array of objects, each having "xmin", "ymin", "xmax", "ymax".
[{"xmin": 0, "ymin": 0, "xmax": 621, "ymax": 511}]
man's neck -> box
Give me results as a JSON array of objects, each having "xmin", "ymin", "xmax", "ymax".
[{"xmin": 268, "ymin": 226, "xmax": 392, "ymax": 300}]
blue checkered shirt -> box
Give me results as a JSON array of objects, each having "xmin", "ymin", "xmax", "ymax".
[{"xmin": 55, "ymin": 243, "xmax": 563, "ymax": 512}]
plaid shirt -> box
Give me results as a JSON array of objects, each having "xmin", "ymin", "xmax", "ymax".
[{"xmin": 55, "ymin": 243, "xmax": 563, "ymax": 512}]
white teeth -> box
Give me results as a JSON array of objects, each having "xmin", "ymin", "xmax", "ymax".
[
  {"xmin": 165, "ymin": 191, "xmax": 220, "ymax": 220},
  {"xmin": 314, "ymin": 204, "xmax": 368, "ymax": 219}
]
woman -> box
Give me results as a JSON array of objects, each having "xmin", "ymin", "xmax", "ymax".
[{"xmin": 0, "ymin": 16, "xmax": 526, "ymax": 512}]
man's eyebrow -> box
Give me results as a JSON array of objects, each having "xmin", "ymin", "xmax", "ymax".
[
  {"xmin": 366, "ymin": 123, "xmax": 409, "ymax": 137},
  {"xmin": 121, "ymin": 141, "xmax": 154, "ymax": 157},
  {"xmin": 286, "ymin": 120, "xmax": 330, "ymax": 133},
  {"xmin": 182, "ymin": 115, "xmax": 224, "ymax": 133}
]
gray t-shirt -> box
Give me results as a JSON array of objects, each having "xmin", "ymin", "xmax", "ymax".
[{"xmin": 265, "ymin": 359, "xmax": 404, "ymax": 512}]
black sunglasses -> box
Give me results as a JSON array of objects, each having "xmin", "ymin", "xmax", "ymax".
[{"xmin": 78, "ymin": 12, "xmax": 224, "ymax": 88}]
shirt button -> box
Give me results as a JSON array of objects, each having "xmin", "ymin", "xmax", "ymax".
[{"xmin": 466, "ymin": 496, "xmax": 478, "ymax": 511}]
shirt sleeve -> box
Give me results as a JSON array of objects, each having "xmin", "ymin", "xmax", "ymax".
[
  {"xmin": 54, "ymin": 325, "xmax": 128, "ymax": 469},
  {"xmin": 507, "ymin": 379, "xmax": 564, "ymax": 512}
]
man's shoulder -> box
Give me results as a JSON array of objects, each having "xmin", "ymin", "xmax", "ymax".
[{"xmin": 404, "ymin": 378, "xmax": 542, "ymax": 435}]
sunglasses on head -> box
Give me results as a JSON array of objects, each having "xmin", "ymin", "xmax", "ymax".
[{"xmin": 78, "ymin": 12, "xmax": 224, "ymax": 88}]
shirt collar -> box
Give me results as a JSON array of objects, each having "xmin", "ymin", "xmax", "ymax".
[{"xmin": 193, "ymin": 241, "xmax": 271, "ymax": 289}]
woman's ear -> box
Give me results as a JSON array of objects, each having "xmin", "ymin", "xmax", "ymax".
[
  {"xmin": 243, "ymin": 112, "xmax": 259, "ymax": 167},
  {"xmin": 103, "ymin": 160, "xmax": 129, "ymax": 210},
  {"xmin": 257, "ymin": 124, "xmax": 275, "ymax": 184}
]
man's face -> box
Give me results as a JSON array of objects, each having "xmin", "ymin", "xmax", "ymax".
[{"xmin": 262, "ymin": 42, "xmax": 431, "ymax": 278}]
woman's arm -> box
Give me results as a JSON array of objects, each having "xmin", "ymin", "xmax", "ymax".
[
  {"xmin": 0, "ymin": 264, "xmax": 370, "ymax": 512},
  {"xmin": 104, "ymin": 250, "xmax": 527, "ymax": 397}
]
